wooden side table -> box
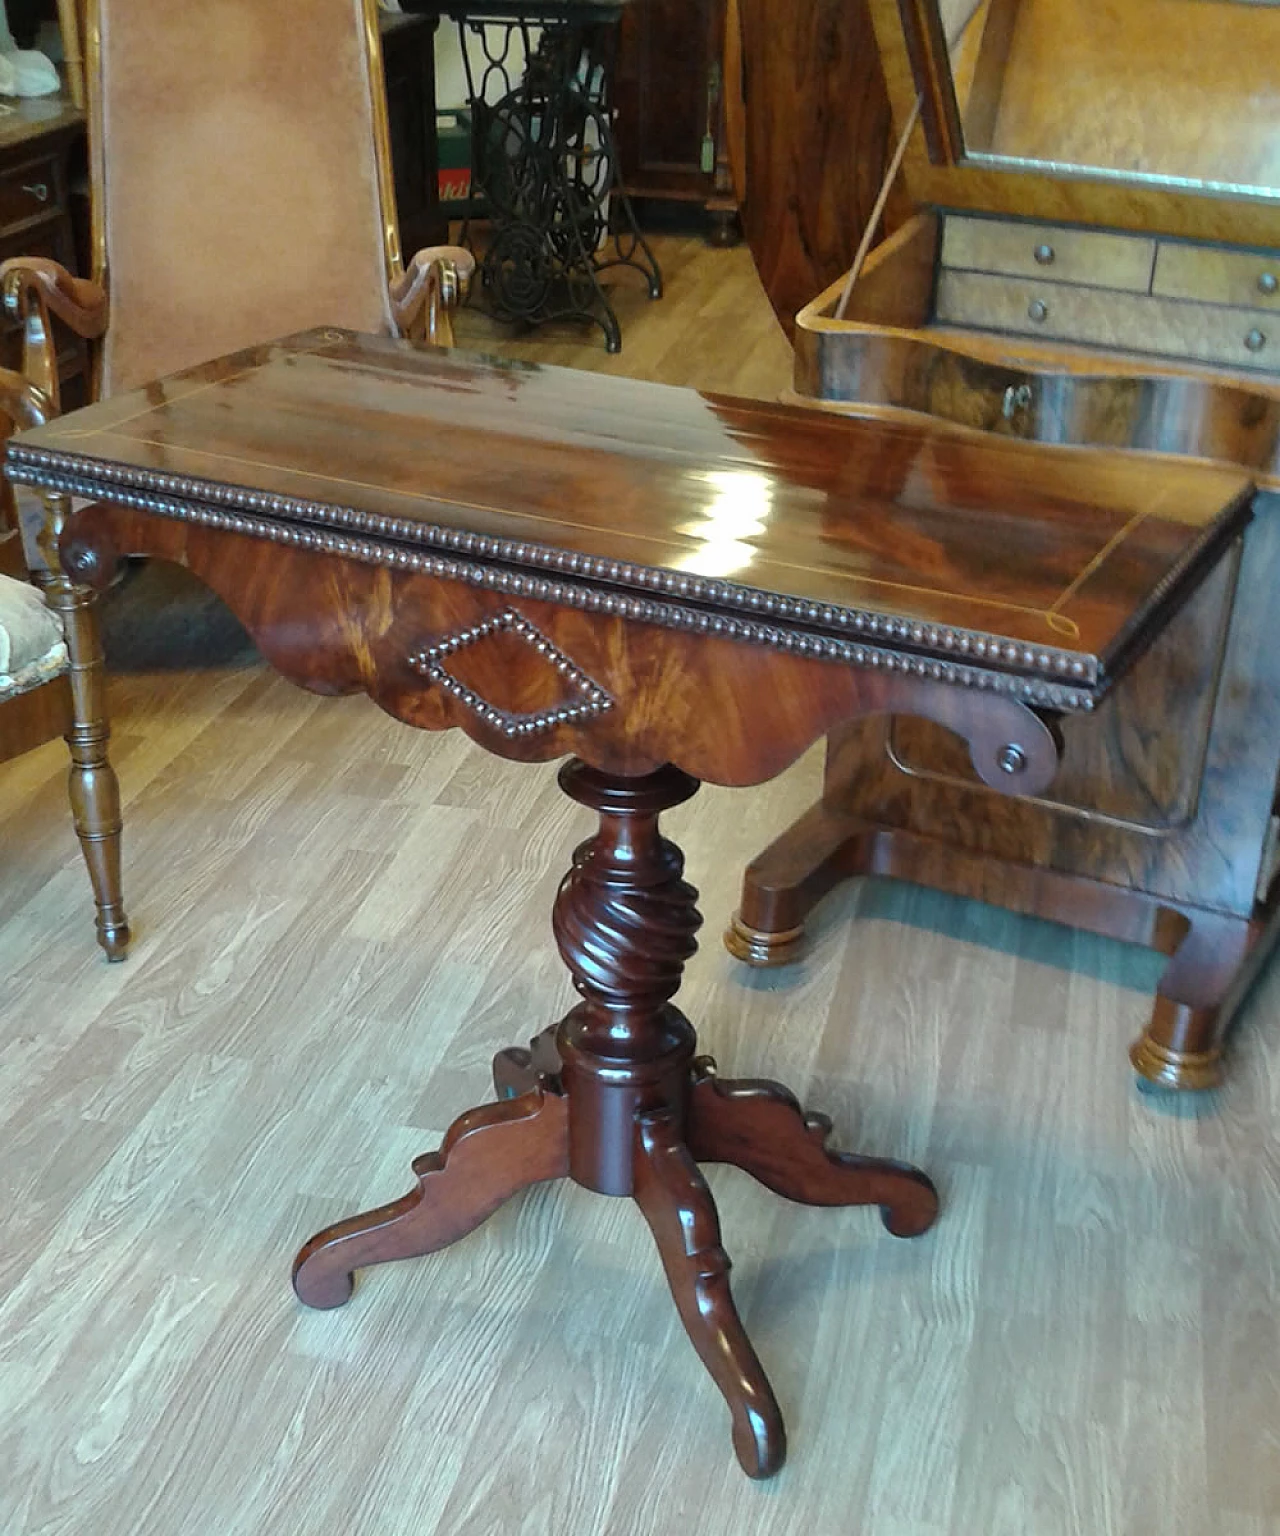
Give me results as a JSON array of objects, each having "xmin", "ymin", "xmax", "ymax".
[{"xmin": 7, "ymin": 329, "xmax": 1252, "ymax": 1478}]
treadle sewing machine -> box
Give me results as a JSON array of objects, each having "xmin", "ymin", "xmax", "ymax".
[
  {"xmin": 5, "ymin": 331, "xmax": 1252, "ymax": 1474},
  {"xmin": 728, "ymin": 0, "xmax": 1280, "ymax": 1092}
]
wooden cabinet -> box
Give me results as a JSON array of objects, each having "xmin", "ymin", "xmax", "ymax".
[
  {"xmin": 0, "ymin": 96, "xmax": 89, "ymax": 407},
  {"xmin": 380, "ymin": 12, "xmax": 449, "ymax": 255},
  {"xmin": 732, "ymin": 0, "xmax": 1280, "ymax": 1094},
  {"xmin": 611, "ymin": 0, "xmax": 739, "ymax": 242}
]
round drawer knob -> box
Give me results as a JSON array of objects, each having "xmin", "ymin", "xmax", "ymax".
[
  {"xmin": 1033, "ymin": 243, "xmax": 1055, "ymax": 266},
  {"xmin": 1259, "ymin": 272, "xmax": 1278, "ymax": 296},
  {"xmin": 1027, "ymin": 298, "xmax": 1049, "ymax": 323},
  {"xmin": 1245, "ymin": 328, "xmax": 1267, "ymax": 353}
]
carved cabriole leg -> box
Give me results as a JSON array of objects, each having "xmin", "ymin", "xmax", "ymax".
[
  {"xmin": 40, "ymin": 571, "xmax": 129, "ymax": 960},
  {"xmin": 292, "ymin": 1088, "xmax": 570, "ymax": 1309},
  {"xmin": 687, "ymin": 1058, "xmax": 939, "ymax": 1236},
  {"xmin": 633, "ymin": 1106, "xmax": 786, "ymax": 1480}
]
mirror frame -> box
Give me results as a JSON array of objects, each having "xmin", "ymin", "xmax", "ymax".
[{"xmin": 869, "ymin": 0, "xmax": 1280, "ymax": 248}]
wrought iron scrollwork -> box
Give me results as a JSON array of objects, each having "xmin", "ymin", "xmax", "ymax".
[{"xmin": 455, "ymin": 8, "xmax": 662, "ymax": 352}]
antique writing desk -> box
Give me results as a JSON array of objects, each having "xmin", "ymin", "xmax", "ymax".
[
  {"xmin": 5, "ymin": 330, "xmax": 1252, "ymax": 1478},
  {"xmin": 744, "ymin": 0, "xmax": 1280, "ymax": 1092}
]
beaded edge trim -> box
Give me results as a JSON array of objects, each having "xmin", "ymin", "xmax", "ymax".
[
  {"xmin": 8, "ymin": 455, "xmax": 1099, "ymax": 712},
  {"xmin": 410, "ymin": 609, "xmax": 614, "ymax": 739}
]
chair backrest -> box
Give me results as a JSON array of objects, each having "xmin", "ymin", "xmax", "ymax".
[{"xmin": 86, "ymin": 0, "xmax": 402, "ymax": 396}]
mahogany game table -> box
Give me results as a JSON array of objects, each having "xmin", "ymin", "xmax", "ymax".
[{"xmin": 6, "ymin": 330, "xmax": 1252, "ymax": 1478}]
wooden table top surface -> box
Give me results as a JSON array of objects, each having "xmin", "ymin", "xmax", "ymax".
[{"xmin": 7, "ymin": 329, "xmax": 1253, "ymax": 691}]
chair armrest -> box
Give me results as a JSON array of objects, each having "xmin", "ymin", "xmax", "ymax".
[
  {"xmin": 0, "ymin": 257, "xmax": 108, "ymax": 413},
  {"xmin": 0, "ymin": 364, "xmax": 53, "ymax": 432},
  {"xmin": 0, "ymin": 363, "xmax": 59, "ymax": 577},
  {"xmin": 390, "ymin": 245, "xmax": 475, "ymax": 347}
]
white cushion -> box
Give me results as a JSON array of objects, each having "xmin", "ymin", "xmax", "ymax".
[{"xmin": 0, "ymin": 572, "xmax": 67, "ymax": 698}]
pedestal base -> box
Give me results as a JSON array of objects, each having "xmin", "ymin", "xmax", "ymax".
[
  {"xmin": 293, "ymin": 1044, "xmax": 936, "ymax": 1479},
  {"xmin": 292, "ymin": 761, "xmax": 938, "ymax": 1478}
]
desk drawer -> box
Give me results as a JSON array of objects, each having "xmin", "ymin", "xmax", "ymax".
[
  {"xmin": 940, "ymin": 215, "xmax": 1156, "ymax": 292},
  {"xmin": 1152, "ymin": 241, "xmax": 1280, "ymax": 310},
  {"xmin": 0, "ymin": 154, "xmax": 61, "ymax": 229},
  {"xmin": 936, "ymin": 270, "xmax": 1279, "ymax": 373}
]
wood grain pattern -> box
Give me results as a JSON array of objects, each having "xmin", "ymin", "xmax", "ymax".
[
  {"xmin": 940, "ymin": 214, "xmax": 1157, "ymax": 293},
  {"xmin": 960, "ymin": 0, "xmax": 1280, "ymax": 194},
  {"xmin": 936, "ymin": 269, "xmax": 1280, "ymax": 376},
  {"xmin": 734, "ymin": 0, "xmax": 909, "ymax": 337},
  {"xmin": 1152, "ymin": 242, "xmax": 1280, "ymax": 311},
  {"xmin": 870, "ymin": 0, "xmax": 1280, "ymax": 248}
]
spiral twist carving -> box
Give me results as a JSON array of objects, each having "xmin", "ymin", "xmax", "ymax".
[{"xmin": 554, "ymin": 838, "xmax": 702, "ymax": 1011}]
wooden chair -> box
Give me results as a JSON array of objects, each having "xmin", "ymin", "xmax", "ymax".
[
  {"xmin": 0, "ymin": 382, "xmax": 126, "ymax": 959},
  {"xmin": 0, "ymin": 0, "xmax": 473, "ymax": 958}
]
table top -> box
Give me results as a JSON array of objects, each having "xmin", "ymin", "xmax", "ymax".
[{"xmin": 7, "ymin": 328, "xmax": 1252, "ymax": 698}]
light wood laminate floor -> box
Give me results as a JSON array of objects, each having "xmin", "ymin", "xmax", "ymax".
[{"xmin": 2, "ymin": 235, "xmax": 1279, "ymax": 1535}]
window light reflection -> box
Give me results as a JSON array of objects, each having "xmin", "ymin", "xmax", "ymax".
[{"xmin": 673, "ymin": 468, "xmax": 774, "ymax": 578}]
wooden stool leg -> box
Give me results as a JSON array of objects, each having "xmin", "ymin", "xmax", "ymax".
[
  {"xmin": 293, "ymin": 1087, "xmax": 569, "ymax": 1309},
  {"xmin": 633, "ymin": 1106, "xmax": 786, "ymax": 1480},
  {"xmin": 687, "ymin": 1058, "xmax": 938, "ymax": 1237}
]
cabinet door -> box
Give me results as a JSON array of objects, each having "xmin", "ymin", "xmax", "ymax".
[{"xmin": 613, "ymin": 0, "xmax": 723, "ymax": 201}]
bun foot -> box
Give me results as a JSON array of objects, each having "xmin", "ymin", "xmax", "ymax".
[{"xmin": 723, "ymin": 911, "xmax": 807, "ymax": 968}]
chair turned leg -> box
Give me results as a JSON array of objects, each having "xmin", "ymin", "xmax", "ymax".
[
  {"xmin": 687, "ymin": 1058, "xmax": 939, "ymax": 1238},
  {"xmin": 633, "ymin": 1106, "xmax": 786, "ymax": 1480},
  {"xmin": 293, "ymin": 1086, "xmax": 570, "ymax": 1310},
  {"xmin": 45, "ymin": 576, "xmax": 129, "ymax": 960}
]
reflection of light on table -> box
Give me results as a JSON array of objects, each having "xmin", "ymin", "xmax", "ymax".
[{"xmin": 674, "ymin": 468, "xmax": 773, "ymax": 578}]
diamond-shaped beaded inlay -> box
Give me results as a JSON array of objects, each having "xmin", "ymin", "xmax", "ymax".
[{"xmin": 410, "ymin": 609, "xmax": 613, "ymax": 738}]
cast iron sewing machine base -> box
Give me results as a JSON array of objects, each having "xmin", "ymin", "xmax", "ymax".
[{"xmin": 292, "ymin": 759, "xmax": 938, "ymax": 1479}]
